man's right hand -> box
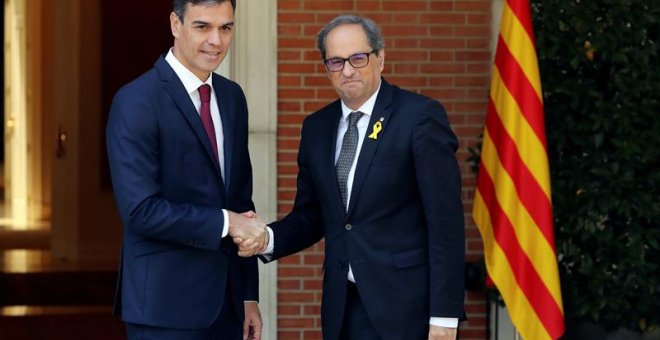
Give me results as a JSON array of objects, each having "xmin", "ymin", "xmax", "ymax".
[{"xmin": 227, "ymin": 211, "xmax": 268, "ymax": 256}]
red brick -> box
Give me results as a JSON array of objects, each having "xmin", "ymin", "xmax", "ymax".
[
  {"xmin": 421, "ymin": 63, "xmax": 466, "ymax": 74},
  {"xmin": 303, "ymin": 1, "xmax": 353, "ymax": 11},
  {"xmin": 276, "ymin": 139, "xmax": 301, "ymax": 150},
  {"xmin": 303, "ymin": 279, "xmax": 323, "ymax": 290},
  {"xmin": 279, "ymin": 50, "xmax": 301, "ymax": 61},
  {"xmin": 356, "ymin": 1, "xmax": 381, "ymax": 11},
  {"xmin": 388, "ymin": 76, "xmax": 428, "ymax": 87},
  {"xmin": 393, "ymin": 14, "xmax": 418, "ymax": 23},
  {"xmin": 278, "ymin": 317, "xmax": 315, "ymax": 328},
  {"xmin": 279, "ymin": 76, "xmax": 301, "ymax": 87},
  {"xmin": 358, "ymin": 13, "xmax": 392, "ymax": 24},
  {"xmin": 388, "ymin": 50, "xmax": 428, "ymax": 62},
  {"xmin": 278, "ymin": 279, "xmax": 302, "ymax": 290},
  {"xmin": 277, "ymin": 177, "xmax": 297, "ymax": 188},
  {"xmin": 278, "ymin": 89, "xmax": 315, "ymax": 99},
  {"xmin": 430, "ymin": 50, "xmax": 455, "ymax": 62},
  {"xmin": 455, "ymin": 1, "xmax": 491, "ymax": 12},
  {"xmin": 303, "ymin": 25, "xmax": 324, "ymax": 37},
  {"xmin": 278, "ymin": 12, "xmax": 315, "ymax": 23},
  {"xmin": 430, "ymin": 76, "xmax": 454, "ymax": 87},
  {"xmin": 421, "ymin": 38, "xmax": 465, "ymax": 49},
  {"xmin": 277, "ymin": 304, "xmax": 302, "ymax": 316},
  {"xmin": 382, "ymin": 1, "xmax": 428, "ymax": 11},
  {"xmin": 278, "ymin": 331, "xmax": 302, "ymax": 340},
  {"xmin": 467, "ymin": 63, "xmax": 491, "ymax": 73},
  {"xmin": 278, "ymin": 101, "xmax": 301, "ymax": 112},
  {"xmin": 430, "ymin": 26, "xmax": 455, "ymax": 36},
  {"xmin": 421, "ymin": 13, "xmax": 466, "ymax": 25},
  {"xmin": 455, "ymin": 26, "xmax": 490, "ymax": 37},
  {"xmin": 277, "ymin": 291, "xmax": 315, "ymax": 302},
  {"xmin": 303, "ymin": 254, "xmax": 324, "ymax": 265},
  {"xmin": 467, "ymin": 38, "xmax": 490, "ymax": 49},
  {"xmin": 303, "ymin": 101, "xmax": 328, "ymax": 112},
  {"xmin": 303, "ymin": 75, "xmax": 328, "ymax": 86},
  {"xmin": 302, "ymin": 330, "xmax": 323, "ymax": 339},
  {"xmin": 279, "ymin": 63, "xmax": 317, "ymax": 74},
  {"xmin": 278, "ymin": 1, "xmax": 301, "ymax": 10},
  {"xmin": 468, "ymin": 13, "xmax": 490, "ymax": 25},
  {"xmin": 303, "ymin": 304, "xmax": 322, "ymax": 315},
  {"xmin": 393, "ymin": 63, "xmax": 419, "ymax": 74},
  {"xmin": 455, "ymin": 76, "xmax": 489, "ymax": 87},
  {"xmin": 279, "ymin": 25, "xmax": 302, "ymax": 36},
  {"xmin": 381, "ymin": 25, "xmax": 428, "ymax": 37},
  {"xmin": 431, "ymin": 1, "xmax": 454, "ymax": 11},
  {"xmin": 280, "ymin": 38, "xmax": 315, "ymax": 49},
  {"xmin": 278, "ymin": 165, "xmax": 299, "ymax": 176},
  {"xmin": 456, "ymin": 51, "xmax": 491, "ymax": 62}
]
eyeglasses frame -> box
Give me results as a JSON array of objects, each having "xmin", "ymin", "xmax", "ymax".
[{"xmin": 323, "ymin": 49, "xmax": 379, "ymax": 72}]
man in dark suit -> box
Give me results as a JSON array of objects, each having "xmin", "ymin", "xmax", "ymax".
[
  {"xmin": 239, "ymin": 14, "xmax": 466, "ymax": 340},
  {"xmin": 106, "ymin": 1, "xmax": 267, "ymax": 339}
]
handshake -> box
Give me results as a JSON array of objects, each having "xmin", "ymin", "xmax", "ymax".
[{"xmin": 227, "ymin": 211, "xmax": 269, "ymax": 257}]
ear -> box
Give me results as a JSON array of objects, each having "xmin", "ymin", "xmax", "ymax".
[
  {"xmin": 170, "ymin": 12, "xmax": 181, "ymax": 38},
  {"xmin": 377, "ymin": 49, "xmax": 386, "ymax": 72}
]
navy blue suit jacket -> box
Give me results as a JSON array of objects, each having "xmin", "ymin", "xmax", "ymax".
[
  {"xmin": 266, "ymin": 79, "xmax": 466, "ymax": 340},
  {"xmin": 106, "ymin": 56, "xmax": 258, "ymax": 329}
]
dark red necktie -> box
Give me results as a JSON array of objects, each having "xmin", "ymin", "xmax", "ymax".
[{"xmin": 198, "ymin": 84, "xmax": 219, "ymax": 161}]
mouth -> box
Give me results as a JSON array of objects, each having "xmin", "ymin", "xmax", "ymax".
[
  {"xmin": 201, "ymin": 51, "xmax": 222, "ymax": 59},
  {"xmin": 342, "ymin": 79, "xmax": 361, "ymax": 85}
]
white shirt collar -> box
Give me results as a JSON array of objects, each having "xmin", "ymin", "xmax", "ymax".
[
  {"xmin": 165, "ymin": 48, "xmax": 213, "ymax": 95},
  {"xmin": 340, "ymin": 80, "xmax": 382, "ymax": 120}
]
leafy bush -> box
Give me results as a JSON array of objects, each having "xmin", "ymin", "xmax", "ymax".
[{"xmin": 531, "ymin": 0, "xmax": 660, "ymax": 332}]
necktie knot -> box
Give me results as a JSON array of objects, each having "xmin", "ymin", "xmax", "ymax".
[
  {"xmin": 198, "ymin": 84, "xmax": 211, "ymax": 103},
  {"xmin": 348, "ymin": 111, "xmax": 364, "ymax": 127}
]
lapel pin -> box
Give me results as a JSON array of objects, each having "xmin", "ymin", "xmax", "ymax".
[{"xmin": 368, "ymin": 118, "xmax": 384, "ymax": 140}]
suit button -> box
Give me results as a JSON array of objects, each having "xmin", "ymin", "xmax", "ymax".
[{"xmin": 344, "ymin": 223, "xmax": 352, "ymax": 231}]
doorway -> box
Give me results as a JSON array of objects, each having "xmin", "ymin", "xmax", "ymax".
[{"xmin": 1, "ymin": 0, "xmax": 52, "ymax": 273}]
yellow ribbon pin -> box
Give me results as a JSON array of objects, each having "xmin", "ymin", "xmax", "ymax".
[{"xmin": 368, "ymin": 121, "xmax": 383, "ymax": 140}]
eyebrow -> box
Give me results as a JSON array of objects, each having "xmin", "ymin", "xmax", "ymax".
[{"xmin": 191, "ymin": 20, "xmax": 235, "ymax": 27}]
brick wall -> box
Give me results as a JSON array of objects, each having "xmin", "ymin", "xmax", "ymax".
[{"xmin": 276, "ymin": 1, "xmax": 491, "ymax": 339}]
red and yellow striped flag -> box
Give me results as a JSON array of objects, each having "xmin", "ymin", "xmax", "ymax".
[{"xmin": 473, "ymin": 0, "xmax": 564, "ymax": 339}]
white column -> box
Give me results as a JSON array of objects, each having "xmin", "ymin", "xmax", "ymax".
[{"xmin": 217, "ymin": 1, "xmax": 278, "ymax": 338}]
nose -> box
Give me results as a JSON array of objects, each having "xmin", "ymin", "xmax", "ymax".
[
  {"xmin": 207, "ymin": 29, "xmax": 222, "ymax": 46},
  {"xmin": 341, "ymin": 60, "xmax": 356, "ymax": 76}
]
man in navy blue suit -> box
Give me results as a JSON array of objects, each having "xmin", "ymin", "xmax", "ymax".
[
  {"xmin": 106, "ymin": 1, "xmax": 267, "ymax": 339},
  {"xmin": 239, "ymin": 14, "xmax": 466, "ymax": 340}
]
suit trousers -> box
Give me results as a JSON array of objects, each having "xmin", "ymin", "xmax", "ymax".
[
  {"xmin": 125, "ymin": 279, "xmax": 241, "ymax": 340},
  {"xmin": 339, "ymin": 281, "xmax": 382, "ymax": 340}
]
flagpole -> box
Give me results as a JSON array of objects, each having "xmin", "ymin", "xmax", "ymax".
[{"xmin": 514, "ymin": 329, "xmax": 521, "ymax": 340}]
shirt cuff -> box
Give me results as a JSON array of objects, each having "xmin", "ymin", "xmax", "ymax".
[
  {"xmin": 221, "ymin": 209, "xmax": 229, "ymax": 238},
  {"xmin": 263, "ymin": 226, "xmax": 275, "ymax": 255},
  {"xmin": 429, "ymin": 317, "xmax": 458, "ymax": 328}
]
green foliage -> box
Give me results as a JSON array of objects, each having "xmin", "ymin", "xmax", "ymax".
[{"xmin": 531, "ymin": 0, "xmax": 660, "ymax": 332}]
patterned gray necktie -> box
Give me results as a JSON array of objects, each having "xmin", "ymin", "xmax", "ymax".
[{"xmin": 336, "ymin": 111, "xmax": 364, "ymax": 209}]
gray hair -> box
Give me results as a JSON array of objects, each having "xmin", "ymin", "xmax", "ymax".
[
  {"xmin": 173, "ymin": 0, "xmax": 236, "ymax": 22},
  {"xmin": 316, "ymin": 14, "xmax": 384, "ymax": 60}
]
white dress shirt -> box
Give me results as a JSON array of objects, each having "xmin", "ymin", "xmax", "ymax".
[
  {"xmin": 265, "ymin": 81, "xmax": 457, "ymax": 328},
  {"xmin": 165, "ymin": 49, "xmax": 229, "ymax": 237}
]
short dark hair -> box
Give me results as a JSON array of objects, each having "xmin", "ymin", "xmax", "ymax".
[
  {"xmin": 172, "ymin": 0, "xmax": 236, "ymax": 22},
  {"xmin": 316, "ymin": 14, "xmax": 384, "ymax": 60}
]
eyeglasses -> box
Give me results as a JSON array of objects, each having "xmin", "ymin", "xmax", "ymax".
[{"xmin": 323, "ymin": 50, "xmax": 378, "ymax": 72}]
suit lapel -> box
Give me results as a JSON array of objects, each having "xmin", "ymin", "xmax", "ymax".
[
  {"xmin": 156, "ymin": 57, "xmax": 226, "ymax": 187},
  {"xmin": 346, "ymin": 80, "xmax": 394, "ymax": 217},
  {"xmin": 320, "ymin": 102, "xmax": 348, "ymax": 218},
  {"xmin": 213, "ymin": 76, "xmax": 234, "ymax": 192}
]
